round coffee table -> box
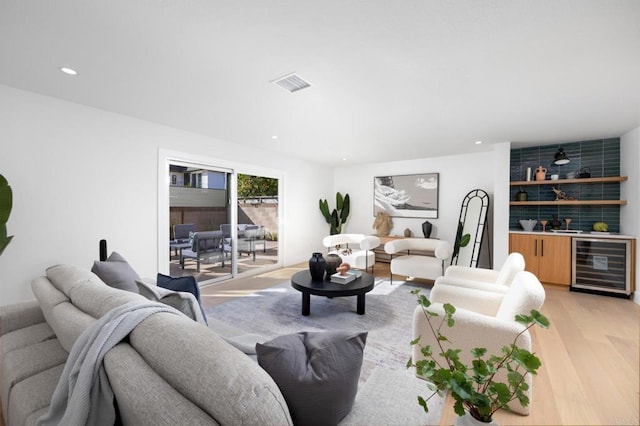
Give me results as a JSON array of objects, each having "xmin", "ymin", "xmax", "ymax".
[{"xmin": 290, "ymin": 270, "xmax": 375, "ymax": 316}]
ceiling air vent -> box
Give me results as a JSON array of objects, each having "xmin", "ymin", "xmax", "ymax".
[{"xmin": 271, "ymin": 73, "xmax": 311, "ymax": 93}]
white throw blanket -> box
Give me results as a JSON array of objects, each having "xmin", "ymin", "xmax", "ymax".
[{"xmin": 38, "ymin": 300, "xmax": 182, "ymax": 426}]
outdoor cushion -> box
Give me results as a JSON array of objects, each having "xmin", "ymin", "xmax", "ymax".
[
  {"xmin": 256, "ymin": 330, "xmax": 367, "ymax": 426},
  {"xmin": 91, "ymin": 252, "xmax": 140, "ymax": 293}
]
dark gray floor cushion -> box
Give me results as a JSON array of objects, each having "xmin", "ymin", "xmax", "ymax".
[
  {"xmin": 256, "ymin": 330, "xmax": 368, "ymax": 426},
  {"xmin": 91, "ymin": 252, "xmax": 140, "ymax": 293}
]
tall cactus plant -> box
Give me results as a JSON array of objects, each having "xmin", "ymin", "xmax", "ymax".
[
  {"xmin": 319, "ymin": 192, "xmax": 350, "ymax": 235},
  {"xmin": 0, "ymin": 173, "xmax": 13, "ymax": 256}
]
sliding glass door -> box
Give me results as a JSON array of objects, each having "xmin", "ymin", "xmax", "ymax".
[
  {"xmin": 168, "ymin": 162, "xmax": 233, "ymax": 283},
  {"xmin": 159, "ymin": 150, "xmax": 281, "ymax": 286},
  {"xmin": 235, "ymin": 173, "xmax": 279, "ymax": 275}
]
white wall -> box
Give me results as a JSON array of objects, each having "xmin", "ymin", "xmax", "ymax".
[
  {"xmin": 620, "ymin": 126, "xmax": 640, "ymax": 305},
  {"xmin": 0, "ymin": 85, "xmax": 332, "ymax": 305},
  {"xmin": 333, "ymin": 150, "xmax": 497, "ymax": 267},
  {"xmin": 491, "ymin": 142, "xmax": 512, "ymax": 269}
]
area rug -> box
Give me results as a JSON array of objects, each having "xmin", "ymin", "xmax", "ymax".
[{"xmin": 205, "ymin": 279, "xmax": 444, "ymax": 423}]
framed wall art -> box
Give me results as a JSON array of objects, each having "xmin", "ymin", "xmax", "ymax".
[{"xmin": 373, "ymin": 173, "xmax": 439, "ymax": 218}]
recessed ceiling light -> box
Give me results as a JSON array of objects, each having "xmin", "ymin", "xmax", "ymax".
[
  {"xmin": 59, "ymin": 67, "xmax": 78, "ymax": 76},
  {"xmin": 475, "ymin": 140, "xmax": 482, "ymax": 145},
  {"xmin": 271, "ymin": 135, "xmax": 279, "ymax": 140}
]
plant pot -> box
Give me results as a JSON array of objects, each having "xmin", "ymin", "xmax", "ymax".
[{"xmin": 454, "ymin": 411, "xmax": 497, "ymax": 426}]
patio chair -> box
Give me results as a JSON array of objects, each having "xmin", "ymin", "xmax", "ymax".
[
  {"xmin": 181, "ymin": 230, "xmax": 225, "ymax": 272},
  {"xmin": 237, "ymin": 225, "xmax": 266, "ymax": 261},
  {"xmin": 170, "ymin": 223, "xmax": 196, "ymax": 257}
]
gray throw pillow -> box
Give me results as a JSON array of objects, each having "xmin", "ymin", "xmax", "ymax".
[
  {"xmin": 91, "ymin": 251, "xmax": 140, "ymax": 293},
  {"xmin": 135, "ymin": 279, "xmax": 206, "ymax": 325},
  {"xmin": 256, "ymin": 330, "xmax": 367, "ymax": 426}
]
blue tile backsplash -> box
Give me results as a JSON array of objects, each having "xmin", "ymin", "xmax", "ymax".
[{"xmin": 510, "ymin": 139, "xmax": 622, "ymax": 233}]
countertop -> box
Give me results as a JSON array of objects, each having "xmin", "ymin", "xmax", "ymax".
[{"xmin": 509, "ymin": 230, "xmax": 636, "ymax": 239}]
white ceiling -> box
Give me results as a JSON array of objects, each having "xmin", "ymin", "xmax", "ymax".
[{"xmin": 1, "ymin": 0, "xmax": 639, "ymax": 166}]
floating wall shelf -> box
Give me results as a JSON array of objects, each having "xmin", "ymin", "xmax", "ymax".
[
  {"xmin": 510, "ymin": 176, "xmax": 627, "ymax": 186},
  {"xmin": 510, "ymin": 200, "xmax": 627, "ymax": 206}
]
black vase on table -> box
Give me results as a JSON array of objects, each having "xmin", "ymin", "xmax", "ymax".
[
  {"xmin": 422, "ymin": 221, "xmax": 433, "ymax": 238},
  {"xmin": 309, "ymin": 252, "xmax": 326, "ymax": 281},
  {"xmin": 551, "ymin": 214, "xmax": 562, "ymax": 230},
  {"xmin": 325, "ymin": 253, "xmax": 342, "ymax": 277}
]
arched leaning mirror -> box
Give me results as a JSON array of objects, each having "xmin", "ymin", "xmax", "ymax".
[{"xmin": 451, "ymin": 189, "xmax": 490, "ymax": 267}]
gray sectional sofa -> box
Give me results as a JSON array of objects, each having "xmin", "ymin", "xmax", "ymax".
[{"xmin": 1, "ymin": 264, "xmax": 435, "ymax": 426}]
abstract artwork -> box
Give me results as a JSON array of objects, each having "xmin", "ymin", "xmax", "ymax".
[{"xmin": 373, "ymin": 173, "xmax": 439, "ymax": 218}]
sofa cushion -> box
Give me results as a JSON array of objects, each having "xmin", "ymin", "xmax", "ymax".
[
  {"xmin": 256, "ymin": 330, "xmax": 367, "ymax": 426},
  {"xmin": 0, "ymin": 322, "xmax": 56, "ymax": 356},
  {"xmin": 128, "ymin": 312, "xmax": 292, "ymax": 425},
  {"xmin": 34, "ymin": 265, "xmax": 145, "ymax": 351},
  {"xmin": 104, "ymin": 344, "xmax": 217, "ymax": 426},
  {"xmin": 7, "ymin": 364, "xmax": 64, "ymax": 426},
  {"xmin": 91, "ymin": 252, "xmax": 140, "ymax": 293},
  {"xmin": 1, "ymin": 339, "xmax": 67, "ymax": 418},
  {"xmin": 135, "ymin": 280, "xmax": 206, "ymax": 324}
]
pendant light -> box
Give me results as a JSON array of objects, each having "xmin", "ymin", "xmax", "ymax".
[{"xmin": 553, "ymin": 148, "xmax": 570, "ymax": 165}]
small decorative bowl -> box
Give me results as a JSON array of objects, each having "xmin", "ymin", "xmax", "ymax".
[{"xmin": 519, "ymin": 219, "xmax": 537, "ymax": 232}]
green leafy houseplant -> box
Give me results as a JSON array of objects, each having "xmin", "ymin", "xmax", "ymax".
[
  {"xmin": 319, "ymin": 192, "xmax": 350, "ymax": 235},
  {"xmin": 0, "ymin": 173, "xmax": 13, "ymax": 256},
  {"xmin": 407, "ymin": 290, "xmax": 550, "ymax": 423}
]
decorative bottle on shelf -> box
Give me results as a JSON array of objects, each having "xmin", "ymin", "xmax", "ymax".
[
  {"xmin": 550, "ymin": 214, "xmax": 562, "ymax": 230},
  {"xmin": 535, "ymin": 166, "xmax": 547, "ymax": 181},
  {"xmin": 309, "ymin": 252, "xmax": 326, "ymax": 281}
]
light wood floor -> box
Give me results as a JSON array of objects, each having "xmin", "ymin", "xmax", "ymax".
[{"xmin": 201, "ymin": 262, "xmax": 640, "ymax": 426}]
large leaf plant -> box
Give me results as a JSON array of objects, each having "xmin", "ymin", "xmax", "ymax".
[
  {"xmin": 319, "ymin": 192, "xmax": 350, "ymax": 235},
  {"xmin": 0, "ymin": 173, "xmax": 13, "ymax": 256}
]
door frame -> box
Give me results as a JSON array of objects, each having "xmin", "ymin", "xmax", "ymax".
[{"xmin": 157, "ymin": 148, "xmax": 284, "ymax": 283}]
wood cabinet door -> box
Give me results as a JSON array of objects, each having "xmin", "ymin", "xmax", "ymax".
[
  {"xmin": 509, "ymin": 233, "xmax": 539, "ymax": 275},
  {"xmin": 537, "ymin": 235, "xmax": 571, "ymax": 285},
  {"xmin": 509, "ymin": 234, "xmax": 571, "ymax": 285}
]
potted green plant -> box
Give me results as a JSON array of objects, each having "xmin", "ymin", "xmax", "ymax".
[
  {"xmin": 0, "ymin": 173, "xmax": 13, "ymax": 256},
  {"xmin": 319, "ymin": 192, "xmax": 350, "ymax": 235},
  {"xmin": 407, "ymin": 290, "xmax": 549, "ymax": 425}
]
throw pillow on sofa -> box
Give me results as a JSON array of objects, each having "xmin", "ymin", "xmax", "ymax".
[
  {"xmin": 156, "ymin": 273, "xmax": 201, "ymax": 302},
  {"xmin": 91, "ymin": 251, "xmax": 140, "ymax": 293},
  {"xmin": 135, "ymin": 279, "xmax": 207, "ymax": 325},
  {"xmin": 156, "ymin": 273, "xmax": 207, "ymax": 323},
  {"xmin": 256, "ymin": 330, "xmax": 367, "ymax": 426}
]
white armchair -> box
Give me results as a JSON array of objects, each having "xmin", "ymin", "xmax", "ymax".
[
  {"xmin": 412, "ymin": 271, "xmax": 546, "ymax": 415},
  {"xmin": 434, "ymin": 252, "xmax": 526, "ymax": 295},
  {"xmin": 322, "ymin": 234, "xmax": 381, "ymax": 271},
  {"xmin": 384, "ymin": 238, "xmax": 452, "ymax": 284}
]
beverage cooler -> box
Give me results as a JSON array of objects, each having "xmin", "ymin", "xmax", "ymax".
[{"xmin": 571, "ymin": 237, "xmax": 633, "ymax": 298}]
